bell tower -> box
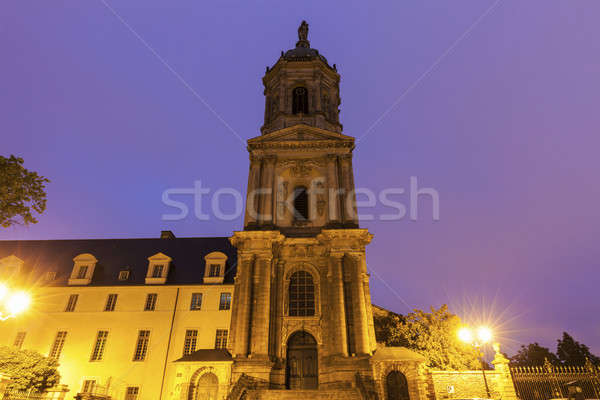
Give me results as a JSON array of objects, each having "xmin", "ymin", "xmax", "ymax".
[
  {"xmin": 229, "ymin": 21, "xmax": 377, "ymax": 395},
  {"xmin": 244, "ymin": 20, "xmax": 358, "ymax": 236}
]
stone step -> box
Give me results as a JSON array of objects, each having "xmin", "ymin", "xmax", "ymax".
[{"xmin": 253, "ymin": 388, "xmax": 362, "ymax": 400}]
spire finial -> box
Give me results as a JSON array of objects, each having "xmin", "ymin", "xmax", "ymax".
[{"xmin": 296, "ymin": 20, "xmax": 310, "ymax": 48}]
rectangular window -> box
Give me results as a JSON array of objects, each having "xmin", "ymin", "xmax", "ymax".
[
  {"xmin": 77, "ymin": 265, "xmax": 88, "ymax": 279},
  {"xmin": 190, "ymin": 293, "xmax": 202, "ymax": 311},
  {"xmin": 49, "ymin": 331, "xmax": 67, "ymax": 359},
  {"xmin": 65, "ymin": 294, "xmax": 79, "ymax": 312},
  {"xmin": 208, "ymin": 264, "xmax": 221, "ymax": 277},
  {"xmin": 118, "ymin": 270, "xmax": 130, "ymax": 281},
  {"xmin": 82, "ymin": 380, "xmax": 96, "ymax": 393},
  {"xmin": 214, "ymin": 329, "xmax": 228, "ymax": 349},
  {"xmin": 45, "ymin": 271, "xmax": 57, "ymax": 281},
  {"xmin": 152, "ymin": 265, "xmax": 163, "ymax": 278},
  {"xmin": 90, "ymin": 330, "xmax": 108, "ymax": 361},
  {"xmin": 219, "ymin": 293, "xmax": 231, "ymax": 310},
  {"xmin": 104, "ymin": 294, "xmax": 118, "ymax": 311},
  {"xmin": 125, "ymin": 387, "xmax": 139, "ymax": 400},
  {"xmin": 144, "ymin": 293, "xmax": 157, "ymax": 311},
  {"xmin": 183, "ymin": 330, "xmax": 197, "ymax": 355},
  {"xmin": 13, "ymin": 332, "xmax": 26, "ymax": 349},
  {"xmin": 133, "ymin": 330, "xmax": 150, "ymax": 361}
]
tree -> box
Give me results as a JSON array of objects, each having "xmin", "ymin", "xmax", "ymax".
[
  {"xmin": 0, "ymin": 155, "xmax": 49, "ymax": 228},
  {"xmin": 373, "ymin": 308, "xmax": 406, "ymax": 346},
  {"xmin": 556, "ymin": 332, "xmax": 600, "ymax": 366},
  {"xmin": 0, "ymin": 346, "xmax": 60, "ymax": 391},
  {"xmin": 374, "ymin": 304, "xmax": 482, "ymax": 370},
  {"xmin": 510, "ymin": 342, "xmax": 559, "ymax": 366}
]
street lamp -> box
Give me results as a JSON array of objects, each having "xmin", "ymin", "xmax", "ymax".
[
  {"xmin": 458, "ymin": 325, "xmax": 493, "ymax": 398},
  {"xmin": 0, "ymin": 283, "xmax": 31, "ymax": 321}
]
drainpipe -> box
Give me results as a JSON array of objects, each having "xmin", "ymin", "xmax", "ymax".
[{"xmin": 159, "ymin": 287, "xmax": 180, "ymax": 400}]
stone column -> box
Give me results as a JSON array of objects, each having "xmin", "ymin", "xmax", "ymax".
[
  {"xmin": 326, "ymin": 154, "xmax": 340, "ymax": 224},
  {"xmin": 231, "ymin": 255, "xmax": 254, "ymax": 357},
  {"xmin": 244, "ymin": 156, "xmax": 262, "ymax": 228},
  {"xmin": 329, "ymin": 254, "xmax": 348, "ymax": 356},
  {"xmin": 491, "ymin": 343, "xmax": 519, "ymax": 400},
  {"xmin": 340, "ymin": 154, "xmax": 358, "ymax": 226},
  {"xmin": 270, "ymin": 260, "xmax": 285, "ymax": 358},
  {"xmin": 250, "ymin": 254, "xmax": 273, "ymax": 357},
  {"xmin": 259, "ymin": 156, "xmax": 276, "ymax": 226},
  {"xmin": 362, "ymin": 271, "xmax": 377, "ymax": 353},
  {"xmin": 347, "ymin": 254, "xmax": 371, "ymax": 355}
]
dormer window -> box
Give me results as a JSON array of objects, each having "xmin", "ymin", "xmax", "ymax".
[
  {"xmin": 77, "ymin": 266, "xmax": 88, "ymax": 279},
  {"xmin": 118, "ymin": 270, "xmax": 130, "ymax": 281},
  {"xmin": 203, "ymin": 252, "xmax": 228, "ymax": 284},
  {"xmin": 151, "ymin": 265, "xmax": 164, "ymax": 278},
  {"xmin": 68, "ymin": 254, "xmax": 98, "ymax": 285},
  {"xmin": 0, "ymin": 255, "xmax": 25, "ymax": 281},
  {"xmin": 208, "ymin": 264, "xmax": 220, "ymax": 277},
  {"xmin": 145, "ymin": 253, "xmax": 171, "ymax": 285}
]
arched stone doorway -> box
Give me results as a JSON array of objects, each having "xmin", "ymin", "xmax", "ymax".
[
  {"xmin": 189, "ymin": 372, "xmax": 218, "ymax": 400},
  {"xmin": 286, "ymin": 331, "xmax": 318, "ymax": 390},
  {"xmin": 386, "ymin": 371, "xmax": 410, "ymax": 400}
]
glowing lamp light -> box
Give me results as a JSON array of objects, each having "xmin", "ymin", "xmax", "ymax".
[
  {"xmin": 477, "ymin": 326, "xmax": 493, "ymax": 344},
  {"xmin": 5, "ymin": 291, "xmax": 31, "ymax": 316},
  {"xmin": 458, "ymin": 327, "xmax": 474, "ymax": 343}
]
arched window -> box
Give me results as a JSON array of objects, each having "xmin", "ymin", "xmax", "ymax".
[
  {"xmin": 293, "ymin": 186, "xmax": 309, "ymax": 221},
  {"xmin": 289, "ymin": 271, "xmax": 315, "ymax": 316},
  {"xmin": 386, "ymin": 371, "xmax": 410, "ymax": 400},
  {"xmin": 292, "ymin": 87, "xmax": 308, "ymax": 114}
]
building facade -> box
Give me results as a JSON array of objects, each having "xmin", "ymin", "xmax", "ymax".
[{"xmin": 0, "ymin": 22, "xmax": 431, "ymax": 400}]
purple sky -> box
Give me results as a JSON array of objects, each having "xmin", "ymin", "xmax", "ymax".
[{"xmin": 2, "ymin": 1, "xmax": 599, "ymax": 356}]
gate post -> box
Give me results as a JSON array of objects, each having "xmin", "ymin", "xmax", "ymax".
[{"xmin": 491, "ymin": 343, "xmax": 518, "ymax": 400}]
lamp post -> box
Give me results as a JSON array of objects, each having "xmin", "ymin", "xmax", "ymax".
[
  {"xmin": 458, "ymin": 325, "xmax": 493, "ymax": 398},
  {"xmin": 0, "ymin": 283, "xmax": 31, "ymax": 321}
]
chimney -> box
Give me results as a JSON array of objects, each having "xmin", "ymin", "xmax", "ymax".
[{"xmin": 160, "ymin": 230, "xmax": 176, "ymax": 239}]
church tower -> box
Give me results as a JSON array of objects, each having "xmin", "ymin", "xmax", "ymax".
[{"xmin": 229, "ymin": 21, "xmax": 377, "ymax": 396}]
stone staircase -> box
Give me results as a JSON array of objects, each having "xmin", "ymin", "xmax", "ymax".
[{"xmin": 253, "ymin": 388, "xmax": 363, "ymax": 400}]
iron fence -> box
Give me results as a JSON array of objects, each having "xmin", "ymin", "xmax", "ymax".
[
  {"xmin": 1, "ymin": 390, "xmax": 44, "ymax": 400},
  {"xmin": 511, "ymin": 361, "xmax": 600, "ymax": 400}
]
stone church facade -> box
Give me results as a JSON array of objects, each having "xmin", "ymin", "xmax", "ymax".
[{"xmin": 0, "ymin": 22, "xmax": 449, "ymax": 400}]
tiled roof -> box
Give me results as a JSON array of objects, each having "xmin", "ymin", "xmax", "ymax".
[
  {"xmin": 174, "ymin": 349, "xmax": 233, "ymax": 362},
  {"xmin": 0, "ymin": 237, "xmax": 237, "ymax": 287}
]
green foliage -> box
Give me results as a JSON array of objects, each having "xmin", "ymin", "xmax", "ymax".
[
  {"xmin": 374, "ymin": 304, "xmax": 482, "ymax": 370},
  {"xmin": 0, "ymin": 155, "xmax": 49, "ymax": 228},
  {"xmin": 510, "ymin": 342, "xmax": 560, "ymax": 366},
  {"xmin": 0, "ymin": 346, "xmax": 60, "ymax": 391},
  {"xmin": 556, "ymin": 332, "xmax": 600, "ymax": 366}
]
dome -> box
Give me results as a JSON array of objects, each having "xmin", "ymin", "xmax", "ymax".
[
  {"xmin": 283, "ymin": 45, "xmax": 329, "ymax": 64},
  {"xmin": 276, "ymin": 21, "xmax": 333, "ymax": 68}
]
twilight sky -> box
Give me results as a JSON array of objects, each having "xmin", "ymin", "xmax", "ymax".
[{"xmin": 2, "ymin": 1, "xmax": 599, "ymax": 356}]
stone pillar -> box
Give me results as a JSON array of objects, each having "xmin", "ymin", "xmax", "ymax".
[
  {"xmin": 347, "ymin": 254, "xmax": 370, "ymax": 355},
  {"xmin": 329, "ymin": 253, "xmax": 348, "ymax": 356},
  {"xmin": 231, "ymin": 255, "xmax": 254, "ymax": 357},
  {"xmin": 340, "ymin": 154, "xmax": 358, "ymax": 226},
  {"xmin": 326, "ymin": 154, "xmax": 340, "ymax": 224},
  {"xmin": 259, "ymin": 156, "xmax": 276, "ymax": 226},
  {"xmin": 362, "ymin": 271, "xmax": 377, "ymax": 353},
  {"xmin": 244, "ymin": 156, "xmax": 262, "ymax": 228},
  {"xmin": 250, "ymin": 254, "xmax": 273, "ymax": 357},
  {"xmin": 491, "ymin": 343, "xmax": 519, "ymax": 400}
]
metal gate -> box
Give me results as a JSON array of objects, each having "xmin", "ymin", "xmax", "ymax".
[{"xmin": 510, "ymin": 360, "xmax": 600, "ymax": 400}]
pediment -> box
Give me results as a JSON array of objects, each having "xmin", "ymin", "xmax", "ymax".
[
  {"xmin": 0, "ymin": 255, "xmax": 24, "ymax": 267},
  {"xmin": 147, "ymin": 252, "xmax": 172, "ymax": 262},
  {"xmin": 249, "ymin": 125, "xmax": 354, "ymax": 144}
]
